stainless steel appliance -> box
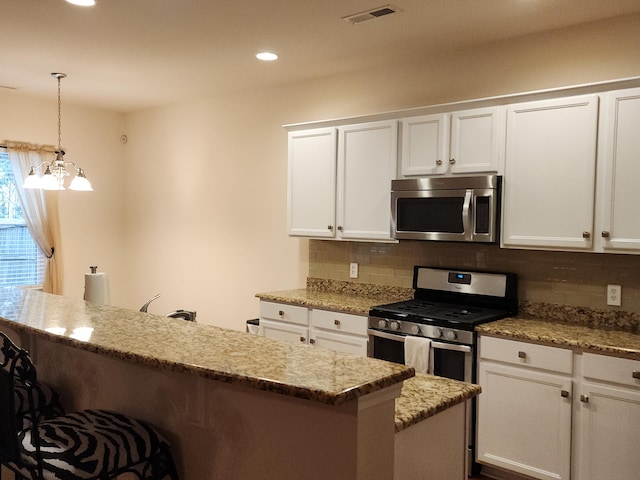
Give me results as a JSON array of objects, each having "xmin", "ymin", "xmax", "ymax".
[
  {"xmin": 391, "ymin": 175, "xmax": 501, "ymax": 243},
  {"xmin": 368, "ymin": 265, "xmax": 517, "ymax": 476}
]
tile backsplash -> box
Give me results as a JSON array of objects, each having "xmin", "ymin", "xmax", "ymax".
[{"xmin": 309, "ymin": 240, "xmax": 640, "ymax": 313}]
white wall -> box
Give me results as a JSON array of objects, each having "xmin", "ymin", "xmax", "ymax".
[
  {"xmin": 2, "ymin": 13, "xmax": 639, "ymax": 330},
  {"xmin": 0, "ymin": 89, "xmax": 126, "ymax": 301},
  {"xmin": 122, "ymin": 13, "xmax": 640, "ymax": 329}
]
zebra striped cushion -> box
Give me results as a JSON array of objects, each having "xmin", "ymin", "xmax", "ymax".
[{"xmin": 17, "ymin": 409, "xmax": 167, "ymax": 479}]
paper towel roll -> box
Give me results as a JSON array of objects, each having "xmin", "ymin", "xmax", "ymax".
[{"xmin": 84, "ymin": 272, "xmax": 110, "ymax": 305}]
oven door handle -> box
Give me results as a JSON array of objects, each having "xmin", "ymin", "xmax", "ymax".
[{"xmin": 367, "ymin": 329, "xmax": 472, "ymax": 354}]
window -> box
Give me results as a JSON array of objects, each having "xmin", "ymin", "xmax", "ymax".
[{"xmin": 0, "ymin": 148, "xmax": 45, "ymax": 287}]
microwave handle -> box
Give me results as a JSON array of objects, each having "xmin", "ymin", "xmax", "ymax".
[{"xmin": 462, "ymin": 189, "xmax": 473, "ymax": 238}]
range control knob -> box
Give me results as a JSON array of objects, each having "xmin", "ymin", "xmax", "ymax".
[
  {"xmin": 433, "ymin": 327, "xmax": 443, "ymax": 338},
  {"xmin": 444, "ymin": 330, "xmax": 457, "ymax": 341},
  {"xmin": 377, "ymin": 319, "xmax": 388, "ymax": 329},
  {"xmin": 409, "ymin": 324, "xmax": 420, "ymax": 335},
  {"xmin": 389, "ymin": 321, "xmax": 401, "ymax": 331}
]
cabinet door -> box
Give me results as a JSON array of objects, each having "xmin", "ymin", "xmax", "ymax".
[
  {"xmin": 477, "ymin": 361, "xmax": 572, "ymax": 480},
  {"xmin": 287, "ymin": 127, "xmax": 337, "ymax": 237},
  {"xmin": 450, "ymin": 106, "xmax": 503, "ymax": 174},
  {"xmin": 400, "ymin": 114, "xmax": 448, "ymax": 176},
  {"xmin": 598, "ymin": 88, "xmax": 640, "ymax": 252},
  {"xmin": 337, "ymin": 120, "xmax": 398, "ymax": 241},
  {"xmin": 260, "ymin": 318, "xmax": 308, "ymax": 345},
  {"xmin": 502, "ymin": 95, "xmax": 599, "ymax": 250},
  {"xmin": 576, "ymin": 382, "xmax": 640, "ymax": 480},
  {"xmin": 309, "ymin": 328, "xmax": 368, "ymax": 357}
]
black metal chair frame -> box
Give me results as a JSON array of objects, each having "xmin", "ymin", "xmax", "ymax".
[{"xmin": 0, "ymin": 331, "xmax": 179, "ymax": 480}]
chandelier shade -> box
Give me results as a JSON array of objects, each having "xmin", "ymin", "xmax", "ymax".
[{"xmin": 22, "ymin": 73, "xmax": 93, "ymax": 192}]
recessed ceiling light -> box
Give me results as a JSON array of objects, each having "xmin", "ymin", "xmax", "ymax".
[
  {"xmin": 256, "ymin": 52, "xmax": 278, "ymax": 62},
  {"xmin": 65, "ymin": 0, "xmax": 96, "ymax": 6}
]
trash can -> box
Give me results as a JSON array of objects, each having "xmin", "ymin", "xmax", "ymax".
[{"xmin": 246, "ymin": 318, "xmax": 260, "ymax": 334}]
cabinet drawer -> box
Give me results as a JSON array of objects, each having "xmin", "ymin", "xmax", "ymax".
[
  {"xmin": 260, "ymin": 301, "xmax": 308, "ymax": 326},
  {"xmin": 309, "ymin": 309, "xmax": 367, "ymax": 336},
  {"xmin": 480, "ymin": 336, "xmax": 573, "ymax": 374},
  {"xmin": 582, "ymin": 353, "xmax": 640, "ymax": 388}
]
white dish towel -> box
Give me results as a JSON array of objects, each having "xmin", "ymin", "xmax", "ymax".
[{"xmin": 404, "ymin": 336, "xmax": 433, "ymax": 374}]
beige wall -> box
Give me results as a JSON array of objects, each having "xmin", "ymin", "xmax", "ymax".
[
  {"xmin": 0, "ymin": 89, "xmax": 127, "ymax": 302},
  {"xmin": 2, "ymin": 13, "xmax": 640, "ymax": 329}
]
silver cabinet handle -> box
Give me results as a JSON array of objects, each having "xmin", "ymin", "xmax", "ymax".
[
  {"xmin": 602, "ymin": 231, "xmax": 610, "ymax": 238},
  {"xmin": 334, "ymin": 319, "xmax": 341, "ymax": 326},
  {"xmin": 449, "ymin": 158, "xmax": 456, "ymax": 165},
  {"xmin": 299, "ymin": 336, "xmax": 306, "ymax": 343},
  {"xmin": 328, "ymin": 225, "xmax": 334, "ymax": 231},
  {"xmin": 583, "ymin": 231, "xmax": 591, "ymax": 239},
  {"xmin": 561, "ymin": 390, "xmax": 570, "ymax": 398},
  {"xmin": 633, "ymin": 371, "xmax": 640, "ymax": 380},
  {"xmin": 436, "ymin": 159, "xmax": 443, "ymax": 166},
  {"xmin": 309, "ymin": 339, "xmax": 316, "ymax": 345},
  {"xmin": 580, "ymin": 394, "xmax": 589, "ymax": 403},
  {"xmin": 337, "ymin": 225, "xmax": 343, "ymax": 231},
  {"xmin": 278, "ymin": 310, "xmax": 284, "ymax": 317},
  {"xmin": 518, "ymin": 351, "xmax": 527, "ymax": 359}
]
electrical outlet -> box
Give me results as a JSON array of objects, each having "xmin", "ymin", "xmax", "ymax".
[
  {"xmin": 349, "ymin": 262, "xmax": 358, "ymax": 279},
  {"xmin": 607, "ymin": 284, "xmax": 622, "ymax": 306}
]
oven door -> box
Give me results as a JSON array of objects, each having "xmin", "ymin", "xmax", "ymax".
[{"xmin": 367, "ymin": 329, "xmax": 473, "ymax": 383}]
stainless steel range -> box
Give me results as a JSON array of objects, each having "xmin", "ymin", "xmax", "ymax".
[{"xmin": 368, "ymin": 265, "xmax": 517, "ymax": 476}]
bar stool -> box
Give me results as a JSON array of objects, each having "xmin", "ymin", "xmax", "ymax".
[{"xmin": 0, "ymin": 331, "xmax": 179, "ymax": 480}]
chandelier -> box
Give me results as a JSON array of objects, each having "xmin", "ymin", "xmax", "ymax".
[{"xmin": 23, "ymin": 73, "xmax": 93, "ymax": 191}]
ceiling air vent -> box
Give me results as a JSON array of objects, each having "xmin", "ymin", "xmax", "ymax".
[{"xmin": 342, "ymin": 5, "xmax": 399, "ymax": 24}]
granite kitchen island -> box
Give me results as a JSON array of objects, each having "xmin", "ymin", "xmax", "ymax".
[{"xmin": 0, "ymin": 287, "xmax": 414, "ymax": 480}]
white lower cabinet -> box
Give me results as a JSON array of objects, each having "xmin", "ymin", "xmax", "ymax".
[
  {"xmin": 478, "ymin": 336, "xmax": 640, "ymax": 480},
  {"xmin": 477, "ymin": 336, "xmax": 573, "ymax": 480},
  {"xmin": 259, "ymin": 300, "xmax": 368, "ymax": 356},
  {"xmin": 259, "ymin": 301, "xmax": 309, "ymax": 345},
  {"xmin": 575, "ymin": 353, "xmax": 640, "ymax": 480},
  {"xmin": 309, "ymin": 309, "xmax": 368, "ymax": 356}
]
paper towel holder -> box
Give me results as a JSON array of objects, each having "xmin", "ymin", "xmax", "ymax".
[{"xmin": 89, "ymin": 265, "xmax": 98, "ymax": 274}]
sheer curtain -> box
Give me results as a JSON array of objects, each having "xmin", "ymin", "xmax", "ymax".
[{"xmin": 6, "ymin": 142, "xmax": 63, "ymax": 294}]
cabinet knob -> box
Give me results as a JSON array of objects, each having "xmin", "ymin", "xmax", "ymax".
[
  {"xmin": 334, "ymin": 319, "xmax": 341, "ymax": 326},
  {"xmin": 278, "ymin": 310, "xmax": 284, "ymax": 317},
  {"xmin": 300, "ymin": 336, "xmax": 306, "ymax": 343},
  {"xmin": 580, "ymin": 394, "xmax": 589, "ymax": 403},
  {"xmin": 633, "ymin": 371, "xmax": 640, "ymax": 380},
  {"xmin": 436, "ymin": 159, "xmax": 443, "ymax": 166},
  {"xmin": 309, "ymin": 339, "xmax": 316, "ymax": 345},
  {"xmin": 337, "ymin": 225, "xmax": 343, "ymax": 231},
  {"xmin": 561, "ymin": 390, "xmax": 570, "ymax": 398},
  {"xmin": 449, "ymin": 158, "xmax": 456, "ymax": 165},
  {"xmin": 518, "ymin": 351, "xmax": 527, "ymax": 359},
  {"xmin": 601, "ymin": 231, "xmax": 610, "ymax": 238},
  {"xmin": 582, "ymin": 231, "xmax": 591, "ymax": 239},
  {"xmin": 328, "ymin": 225, "xmax": 334, "ymax": 231}
]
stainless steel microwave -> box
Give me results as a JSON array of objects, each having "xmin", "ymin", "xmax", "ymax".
[{"xmin": 391, "ymin": 175, "xmax": 501, "ymax": 243}]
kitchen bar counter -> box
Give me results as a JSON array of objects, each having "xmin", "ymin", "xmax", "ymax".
[
  {"xmin": 0, "ymin": 287, "xmax": 412, "ymax": 405},
  {"xmin": 394, "ymin": 373, "xmax": 480, "ymax": 432},
  {"xmin": 477, "ymin": 316, "xmax": 640, "ymax": 360}
]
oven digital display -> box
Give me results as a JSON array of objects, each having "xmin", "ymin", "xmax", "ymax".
[{"xmin": 448, "ymin": 272, "xmax": 472, "ymax": 285}]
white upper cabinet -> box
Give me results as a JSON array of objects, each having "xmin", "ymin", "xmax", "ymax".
[
  {"xmin": 596, "ymin": 87, "xmax": 640, "ymax": 253},
  {"xmin": 287, "ymin": 127, "xmax": 337, "ymax": 237},
  {"xmin": 400, "ymin": 106, "xmax": 504, "ymax": 177},
  {"xmin": 502, "ymin": 95, "xmax": 599, "ymax": 250},
  {"xmin": 287, "ymin": 120, "xmax": 398, "ymax": 241},
  {"xmin": 336, "ymin": 120, "xmax": 398, "ymax": 241}
]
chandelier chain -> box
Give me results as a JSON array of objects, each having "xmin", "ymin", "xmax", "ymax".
[{"xmin": 57, "ymin": 76, "xmax": 62, "ymax": 151}]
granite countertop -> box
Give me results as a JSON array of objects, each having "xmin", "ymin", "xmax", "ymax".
[
  {"xmin": 0, "ymin": 288, "xmax": 413, "ymax": 406},
  {"xmin": 256, "ymin": 278, "xmax": 414, "ymax": 315},
  {"xmin": 477, "ymin": 317, "xmax": 640, "ymax": 360},
  {"xmin": 394, "ymin": 373, "xmax": 481, "ymax": 432}
]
